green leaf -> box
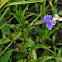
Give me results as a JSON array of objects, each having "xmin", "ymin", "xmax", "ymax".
[
  {"xmin": 21, "ymin": 6, "xmax": 28, "ymax": 26},
  {"xmin": 34, "ymin": 26, "xmax": 42, "ymax": 35},
  {"xmin": 19, "ymin": 6, "xmax": 22, "ymax": 14},
  {"xmin": 0, "ymin": 38, "xmax": 11, "ymax": 44},
  {"xmin": 55, "ymin": 57, "xmax": 62, "ymax": 62},
  {"xmin": 10, "ymin": 12, "xmax": 21, "ymax": 23},
  {"xmin": 22, "ymin": 37, "xmax": 34, "ymax": 52},
  {"xmin": 33, "ymin": 44, "xmax": 51, "ymax": 50},
  {"xmin": 58, "ymin": 11, "xmax": 62, "ymax": 15},
  {"xmin": 57, "ymin": 48, "xmax": 61, "ymax": 57},
  {"xmin": 38, "ymin": 56, "xmax": 53, "ymax": 62},
  {"xmin": 58, "ymin": 57, "xmax": 62, "ymax": 61},
  {"xmin": 0, "ymin": 7, "xmax": 9, "ymax": 22},
  {"xmin": 16, "ymin": 52, "xmax": 28, "ymax": 60},
  {"xmin": 56, "ymin": 43, "xmax": 62, "ymax": 46},
  {"xmin": 31, "ymin": 56, "xmax": 53, "ymax": 62},
  {"xmin": 1, "ymin": 25, "xmax": 11, "ymax": 37},
  {"xmin": 0, "ymin": 50, "xmax": 12, "ymax": 62},
  {"xmin": 21, "ymin": 6, "xmax": 28, "ymax": 17},
  {"xmin": 17, "ymin": 59, "xmax": 27, "ymax": 62},
  {"xmin": 27, "ymin": 37, "xmax": 34, "ymax": 47},
  {"xmin": 16, "ymin": 9, "xmax": 20, "ymax": 16},
  {"xmin": 32, "ymin": 50, "xmax": 37, "ymax": 60},
  {"xmin": 0, "ymin": 0, "xmax": 8, "ymax": 9},
  {"xmin": 0, "ymin": 19, "xmax": 11, "ymax": 37},
  {"xmin": 6, "ymin": 1, "xmax": 43, "ymax": 6}
]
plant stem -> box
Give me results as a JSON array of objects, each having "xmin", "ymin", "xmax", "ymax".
[{"xmin": 0, "ymin": 42, "xmax": 13, "ymax": 57}]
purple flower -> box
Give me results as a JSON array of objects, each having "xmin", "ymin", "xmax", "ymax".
[
  {"xmin": 17, "ymin": 47, "xmax": 20, "ymax": 50},
  {"xmin": 43, "ymin": 14, "xmax": 56, "ymax": 30}
]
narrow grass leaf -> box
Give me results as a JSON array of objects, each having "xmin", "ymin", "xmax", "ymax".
[
  {"xmin": 0, "ymin": 7, "xmax": 9, "ymax": 22},
  {"xmin": 6, "ymin": 1, "xmax": 43, "ymax": 6},
  {"xmin": 0, "ymin": 0, "xmax": 8, "ymax": 9}
]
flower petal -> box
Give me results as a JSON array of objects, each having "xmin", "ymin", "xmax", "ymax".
[
  {"xmin": 43, "ymin": 14, "xmax": 52, "ymax": 21},
  {"xmin": 50, "ymin": 20, "xmax": 56, "ymax": 25},
  {"xmin": 46, "ymin": 22, "xmax": 53, "ymax": 30},
  {"xmin": 42, "ymin": 20, "xmax": 47, "ymax": 23},
  {"xmin": 53, "ymin": 14, "xmax": 59, "ymax": 20}
]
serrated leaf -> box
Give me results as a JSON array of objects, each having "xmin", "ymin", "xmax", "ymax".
[{"xmin": 0, "ymin": 38, "xmax": 11, "ymax": 44}]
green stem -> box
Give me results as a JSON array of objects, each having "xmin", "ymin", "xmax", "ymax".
[
  {"xmin": 29, "ymin": 13, "xmax": 41, "ymax": 27},
  {"xmin": 0, "ymin": 17, "xmax": 15, "ymax": 29},
  {"xmin": 14, "ymin": 32, "xmax": 22, "ymax": 40},
  {"xmin": 43, "ymin": 0, "xmax": 46, "ymax": 15},
  {"xmin": 0, "ymin": 42, "xmax": 13, "ymax": 56}
]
